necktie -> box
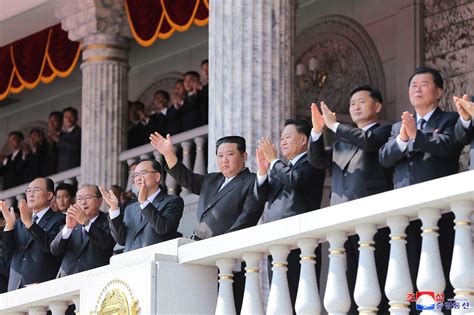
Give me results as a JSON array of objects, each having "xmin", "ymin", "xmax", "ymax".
[
  {"xmin": 418, "ymin": 118, "xmax": 427, "ymax": 131},
  {"xmin": 81, "ymin": 227, "xmax": 87, "ymax": 241},
  {"xmin": 288, "ymin": 161, "xmax": 294, "ymax": 169},
  {"xmin": 32, "ymin": 214, "xmax": 38, "ymax": 224}
]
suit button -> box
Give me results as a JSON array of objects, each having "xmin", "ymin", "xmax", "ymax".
[
  {"xmin": 344, "ymin": 173, "xmax": 348, "ymax": 177},
  {"xmin": 409, "ymin": 162, "xmax": 414, "ymax": 166},
  {"xmin": 23, "ymin": 258, "xmax": 26, "ymax": 261},
  {"xmin": 78, "ymin": 258, "xmax": 81, "ymax": 262}
]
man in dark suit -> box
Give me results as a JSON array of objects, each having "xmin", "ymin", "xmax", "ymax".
[
  {"xmin": 257, "ymin": 119, "xmax": 325, "ymax": 309},
  {"xmin": 309, "ymin": 85, "xmax": 392, "ymax": 314},
  {"xmin": 179, "ymin": 71, "xmax": 203, "ymax": 132},
  {"xmin": 57, "ymin": 107, "xmax": 81, "ymax": 172},
  {"xmin": 147, "ymin": 90, "xmax": 170, "ymax": 136},
  {"xmin": 453, "ymin": 94, "xmax": 474, "ymax": 170},
  {"xmin": 379, "ymin": 67, "xmax": 463, "ymax": 310},
  {"xmin": 199, "ymin": 59, "xmax": 209, "ymax": 126},
  {"xmin": 50, "ymin": 184, "xmax": 115, "ymax": 277},
  {"xmin": 0, "ymin": 131, "xmax": 27, "ymax": 189},
  {"xmin": 1, "ymin": 177, "xmax": 65, "ymax": 291},
  {"xmin": 100, "ymin": 159, "xmax": 184, "ymax": 252}
]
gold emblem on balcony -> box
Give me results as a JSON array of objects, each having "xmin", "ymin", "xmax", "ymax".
[{"xmin": 92, "ymin": 279, "xmax": 140, "ymax": 315}]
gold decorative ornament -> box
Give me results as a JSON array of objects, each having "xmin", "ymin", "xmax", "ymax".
[{"xmin": 92, "ymin": 279, "xmax": 140, "ymax": 315}]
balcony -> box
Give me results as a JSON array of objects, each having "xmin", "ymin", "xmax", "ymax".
[{"xmin": 0, "ymin": 169, "xmax": 471, "ymax": 314}]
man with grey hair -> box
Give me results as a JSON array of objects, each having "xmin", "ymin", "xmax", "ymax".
[{"xmin": 50, "ymin": 184, "xmax": 115, "ymax": 277}]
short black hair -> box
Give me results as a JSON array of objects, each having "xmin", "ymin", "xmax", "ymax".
[
  {"xmin": 184, "ymin": 71, "xmax": 200, "ymax": 81},
  {"xmin": 137, "ymin": 159, "xmax": 162, "ymax": 174},
  {"xmin": 154, "ymin": 90, "xmax": 170, "ymax": 103},
  {"xmin": 130, "ymin": 101, "xmax": 145, "ymax": 111},
  {"xmin": 284, "ymin": 119, "xmax": 311, "ymax": 139},
  {"xmin": 62, "ymin": 107, "xmax": 78, "ymax": 118},
  {"xmin": 201, "ymin": 59, "xmax": 208, "ymax": 66},
  {"xmin": 49, "ymin": 111, "xmax": 62, "ymax": 120},
  {"xmin": 175, "ymin": 79, "xmax": 184, "ymax": 86},
  {"xmin": 350, "ymin": 84, "xmax": 384, "ymax": 104},
  {"xmin": 55, "ymin": 183, "xmax": 76, "ymax": 197},
  {"xmin": 215, "ymin": 136, "xmax": 246, "ymax": 154},
  {"xmin": 408, "ymin": 67, "xmax": 443, "ymax": 89},
  {"xmin": 8, "ymin": 131, "xmax": 24, "ymax": 141}
]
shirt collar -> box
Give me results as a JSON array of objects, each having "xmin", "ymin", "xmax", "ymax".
[
  {"xmin": 33, "ymin": 207, "xmax": 50, "ymax": 223},
  {"xmin": 160, "ymin": 108, "xmax": 168, "ymax": 115},
  {"xmin": 147, "ymin": 188, "xmax": 161, "ymax": 204},
  {"xmin": 289, "ymin": 151, "xmax": 307, "ymax": 166},
  {"xmin": 67, "ymin": 125, "xmax": 76, "ymax": 133},
  {"xmin": 361, "ymin": 122, "xmax": 378, "ymax": 132},
  {"xmin": 416, "ymin": 107, "xmax": 437, "ymax": 123},
  {"xmin": 11, "ymin": 149, "xmax": 20, "ymax": 159}
]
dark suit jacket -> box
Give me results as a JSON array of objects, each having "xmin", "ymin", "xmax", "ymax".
[
  {"xmin": 50, "ymin": 212, "xmax": 115, "ymax": 277},
  {"xmin": 147, "ymin": 112, "xmax": 167, "ymax": 136},
  {"xmin": 455, "ymin": 117, "xmax": 474, "ymax": 170},
  {"xmin": 379, "ymin": 107, "xmax": 462, "ymax": 188},
  {"xmin": 179, "ymin": 95, "xmax": 201, "ymax": 132},
  {"xmin": 57, "ymin": 126, "xmax": 81, "ymax": 172},
  {"xmin": 0, "ymin": 151, "xmax": 26, "ymax": 189},
  {"xmin": 166, "ymin": 106, "xmax": 181, "ymax": 135},
  {"xmin": 199, "ymin": 85, "xmax": 208, "ymax": 126},
  {"xmin": 2, "ymin": 208, "xmax": 65, "ymax": 291},
  {"xmin": 309, "ymin": 123, "xmax": 393, "ymax": 205},
  {"xmin": 109, "ymin": 190, "xmax": 184, "ymax": 252},
  {"xmin": 261, "ymin": 153, "xmax": 325, "ymax": 223},
  {"xmin": 24, "ymin": 143, "xmax": 49, "ymax": 181},
  {"xmin": 166, "ymin": 161, "xmax": 266, "ymax": 239}
]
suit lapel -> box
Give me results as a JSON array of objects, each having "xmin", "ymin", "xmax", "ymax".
[
  {"xmin": 77, "ymin": 226, "xmax": 89, "ymax": 256},
  {"xmin": 333, "ymin": 141, "xmax": 358, "ymax": 170},
  {"xmin": 26, "ymin": 209, "xmax": 52, "ymax": 249},
  {"xmin": 133, "ymin": 191, "xmax": 164, "ymax": 239},
  {"xmin": 423, "ymin": 107, "xmax": 441, "ymax": 133}
]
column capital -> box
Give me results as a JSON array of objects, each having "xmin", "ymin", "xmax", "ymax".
[{"xmin": 55, "ymin": 0, "xmax": 131, "ymax": 42}]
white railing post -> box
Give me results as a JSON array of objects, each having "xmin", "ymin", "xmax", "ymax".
[
  {"xmin": 450, "ymin": 200, "xmax": 474, "ymax": 314},
  {"xmin": 180, "ymin": 140, "xmax": 193, "ymax": 196},
  {"xmin": 193, "ymin": 137, "xmax": 207, "ymax": 175},
  {"xmin": 295, "ymin": 238, "xmax": 321, "ymax": 315},
  {"xmin": 385, "ymin": 216, "xmax": 412, "ymax": 314},
  {"xmin": 417, "ymin": 208, "xmax": 444, "ymax": 314},
  {"xmin": 165, "ymin": 145, "xmax": 179, "ymax": 195},
  {"xmin": 48, "ymin": 301, "xmax": 68, "ymax": 315},
  {"xmin": 354, "ymin": 223, "xmax": 381, "ymax": 314},
  {"xmin": 216, "ymin": 258, "xmax": 237, "ymax": 315},
  {"xmin": 27, "ymin": 306, "xmax": 47, "ymax": 315},
  {"xmin": 152, "ymin": 150, "xmax": 166, "ymax": 187},
  {"xmin": 267, "ymin": 244, "xmax": 292, "ymax": 315},
  {"xmin": 72, "ymin": 295, "xmax": 80, "ymax": 314},
  {"xmin": 324, "ymin": 230, "xmax": 351, "ymax": 315},
  {"xmin": 241, "ymin": 252, "xmax": 264, "ymax": 315}
]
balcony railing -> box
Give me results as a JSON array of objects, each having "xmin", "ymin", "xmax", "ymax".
[{"xmin": 0, "ymin": 170, "xmax": 472, "ymax": 314}]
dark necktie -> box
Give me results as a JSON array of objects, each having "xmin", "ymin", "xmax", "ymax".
[
  {"xmin": 32, "ymin": 214, "xmax": 38, "ymax": 224},
  {"xmin": 81, "ymin": 227, "xmax": 87, "ymax": 242},
  {"xmin": 418, "ymin": 118, "xmax": 427, "ymax": 131},
  {"xmin": 288, "ymin": 161, "xmax": 293, "ymax": 169}
]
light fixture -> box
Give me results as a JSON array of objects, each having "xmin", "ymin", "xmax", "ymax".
[{"xmin": 296, "ymin": 57, "xmax": 327, "ymax": 89}]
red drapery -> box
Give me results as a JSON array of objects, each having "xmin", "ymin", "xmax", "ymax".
[
  {"xmin": 0, "ymin": 24, "xmax": 81, "ymax": 101},
  {"xmin": 125, "ymin": 0, "xmax": 209, "ymax": 47}
]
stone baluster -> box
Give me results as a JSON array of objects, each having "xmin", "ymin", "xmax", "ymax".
[
  {"xmin": 28, "ymin": 306, "xmax": 47, "ymax": 315},
  {"xmin": 165, "ymin": 145, "xmax": 179, "ymax": 195},
  {"xmin": 72, "ymin": 295, "xmax": 80, "ymax": 314},
  {"xmin": 241, "ymin": 252, "xmax": 264, "ymax": 315},
  {"xmin": 324, "ymin": 230, "xmax": 351, "ymax": 315},
  {"xmin": 417, "ymin": 208, "xmax": 444, "ymax": 314},
  {"xmin": 295, "ymin": 238, "xmax": 321, "ymax": 315},
  {"xmin": 385, "ymin": 216, "xmax": 412, "ymax": 315},
  {"xmin": 193, "ymin": 137, "xmax": 207, "ymax": 175},
  {"xmin": 48, "ymin": 301, "xmax": 68, "ymax": 315},
  {"xmin": 125, "ymin": 158, "xmax": 137, "ymax": 192},
  {"xmin": 450, "ymin": 201, "xmax": 474, "ymax": 314},
  {"xmin": 267, "ymin": 244, "xmax": 292, "ymax": 315},
  {"xmin": 180, "ymin": 140, "xmax": 194, "ymax": 196},
  {"xmin": 354, "ymin": 224, "xmax": 381, "ymax": 314},
  {"xmin": 152, "ymin": 151, "xmax": 166, "ymax": 187},
  {"xmin": 215, "ymin": 258, "xmax": 237, "ymax": 315}
]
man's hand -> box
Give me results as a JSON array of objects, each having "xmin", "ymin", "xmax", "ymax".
[
  {"xmin": 401, "ymin": 111, "xmax": 417, "ymax": 140},
  {"xmin": 0, "ymin": 200, "xmax": 16, "ymax": 230},
  {"xmin": 258, "ymin": 137, "xmax": 277, "ymax": 163},
  {"xmin": 453, "ymin": 95, "xmax": 473, "ymax": 119},
  {"xmin": 18, "ymin": 199, "xmax": 33, "ymax": 228},
  {"xmin": 137, "ymin": 178, "xmax": 149, "ymax": 204},
  {"xmin": 68, "ymin": 204, "xmax": 87, "ymax": 225},
  {"xmin": 65, "ymin": 205, "xmax": 78, "ymax": 228},
  {"xmin": 99, "ymin": 186, "xmax": 119, "ymax": 210},
  {"xmin": 150, "ymin": 132, "xmax": 178, "ymax": 168},
  {"xmin": 311, "ymin": 103, "xmax": 325, "ymax": 133},
  {"xmin": 399, "ymin": 123, "xmax": 409, "ymax": 142},
  {"xmin": 320, "ymin": 102, "xmax": 337, "ymax": 130},
  {"xmin": 256, "ymin": 148, "xmax": 269, "ymax": 175}
]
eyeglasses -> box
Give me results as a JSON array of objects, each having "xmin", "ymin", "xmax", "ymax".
[
  {"xmin": 131, "ymin": 170, "xmax": 158, "ymax": 179},
  {"xmin": 25, "ymin": 188, "xmax": 45, "ymax": 194},
  {"xmin": 76, "ymin": 195, "xmax": 99, "ymax": 202}
]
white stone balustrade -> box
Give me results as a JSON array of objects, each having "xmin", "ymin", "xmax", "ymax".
[
  {"xmin": 180, "ymin": 140, "xmax": 193, "ymax": 196},
  {"xmin": 241, "ymin": 252, "xmax": 264, "ymax": 315},
  {"xmin": 48, "ymin": 301, "xmax": 68, "ymax": 315},
  {"xmin": 267, "ymin": 244, "xmax": 292, "ymax": 315},
  {"xmin": 215, "ymin": 258, "xmax": 237, "ymax": 315},
  {"xmin": 295, "ymin": 238, "xmax": 321, "ymax": 315},
  {"xmin": 385, "ymin": 216, "xmax": 413, "ymax": 315}
]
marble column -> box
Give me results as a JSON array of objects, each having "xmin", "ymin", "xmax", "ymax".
[
  {"xmin": 56, "ymin": 0, "xmax": 130, "ymax": 189},
  {"xmin": 208, "ymin": 0, "xmax": 296, "ymax": 170}
]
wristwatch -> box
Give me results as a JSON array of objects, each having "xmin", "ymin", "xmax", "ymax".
[{"xmin": 82, "ymin": 219, "xmax": 90, "ymax": 227}]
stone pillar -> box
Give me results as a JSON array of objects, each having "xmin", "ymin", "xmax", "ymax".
[
  {"xmin": 56, "ymin": 0, "xmax": 130, "ymax": 189},
  {"xmin": 208, "ymin": 0, "xmax": 295, "ymax": 170}
]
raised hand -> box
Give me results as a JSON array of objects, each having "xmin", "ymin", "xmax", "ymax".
[
  {"xmin": 98, "ymin": 186, "xmax": 119, "ymax": 210},
  {"xmin": 65, "ymin": 205, "xmax": 78, "ymax": 228},
  {"xmin": 68, "ymin": 204, "xmax": 87, "ymax": 226},
  {"xmin": 0, "ymin": 200, "xmax": 16, "ymax": 230},
  {"xmin": 137, "ymin": 177, "xmax": 149, "ymax": 204},
  {"xmin": 399, "ymin": 122, "xmax": 409, "ymax": 142},
  {"xmin": 150, "ymin": 132, "xmax": 178, "ymax": 168},
  {"xmin": 258, "ymin": 137, "xmax": 277, "ymax": 163},
  {"xmin": 256, "ymin": 148, "xmax": 269, "ymax": 175},
  {"xmin": 320, "ymin": 102, "xmax": 337, "ymax": 130},
  {"xmin": 401, "ymin": 111, "xmax": 417, "ymax": 140},
  {"xmin": 453, "ymin": 95, "xmax": 473, "ymax": 119},
  {"xmin": 18, "ymin": 199, "xmax": 33, "ymax": 228},
  {"xmin": 311, "ymin": 103, "xmax": 325, "ymax": 133}
]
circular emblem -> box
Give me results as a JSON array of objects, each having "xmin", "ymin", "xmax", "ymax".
[{"xmin": 92, "ymin": 279, "xmax": 140, "ymax": 315}]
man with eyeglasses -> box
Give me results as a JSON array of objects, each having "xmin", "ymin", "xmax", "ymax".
[
  {"xmin": 50, "ymin": 184, "xmax": 115, "ymax": 277},
  {"xmin": 100, "ymin": 159, "xmax": 184, "ymax": 252},
  {"xmin": 0, "ymin": 177, "xmax": 65, "ymax": 291}
]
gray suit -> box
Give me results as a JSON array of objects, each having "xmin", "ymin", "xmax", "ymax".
[
  {"xmin": 109, "ymin": 190, "xmax": 184, "ymax": 252},
  {"xmin": 455, "ymin": 117, "xmax": 474, "ymax": 170},
  {"xmin": 166, "ymin": 161, "xmax": 265, "ymax": 240}
]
